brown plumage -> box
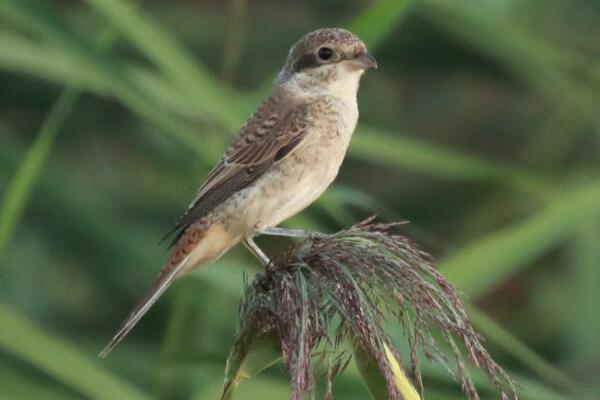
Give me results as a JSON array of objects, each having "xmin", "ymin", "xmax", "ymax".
[{"xmin": 100, "ymin": 28, "xmax": 376, "ymax": 357}]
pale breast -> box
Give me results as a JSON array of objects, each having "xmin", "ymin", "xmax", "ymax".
[{"xmin": 238, "ymin": 95, "xmax": 358, "ymax": 234}]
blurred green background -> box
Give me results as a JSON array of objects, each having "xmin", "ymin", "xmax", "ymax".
[{"xmin": 1, "ymin": 0, "xmax": 599, "ymax": 399}]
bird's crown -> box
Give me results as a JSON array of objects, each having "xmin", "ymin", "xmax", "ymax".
[{"xmin": 278, "ymin": 28, "xmax": 373, "ymax": 82}]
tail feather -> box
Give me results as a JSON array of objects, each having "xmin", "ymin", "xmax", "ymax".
[{"xmin": 99, "ymin": 255, "xmax": 190, "ymax": 358}]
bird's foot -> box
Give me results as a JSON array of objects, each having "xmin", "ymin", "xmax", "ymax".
[
  {"xmin": 242, "ymin": 238, "xmax": 271, "ymax": 267},
  {"xmin": 259, "ymin": 226, "xmax": 326, "ymax": 239}
]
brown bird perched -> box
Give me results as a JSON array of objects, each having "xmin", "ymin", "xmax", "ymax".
[{"xmin": 100, "ymin": 28, "xmax": 377, "ymax": 357}]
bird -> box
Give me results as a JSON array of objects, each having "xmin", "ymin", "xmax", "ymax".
[{"xmin": 100, "ymin": 28, "xmax": 377, "ymax": 357}]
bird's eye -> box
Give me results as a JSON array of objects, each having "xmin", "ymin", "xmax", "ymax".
[{"xmin": 317, "ymin": 47, "xmax": 334, "ymax": 61}]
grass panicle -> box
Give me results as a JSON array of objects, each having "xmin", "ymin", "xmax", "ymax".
[{"xmin": 225, "ymin": 220, "xmax": 517, "ymax": 399}]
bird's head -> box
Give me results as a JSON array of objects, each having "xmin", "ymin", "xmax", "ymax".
[{"xmin": 277, "ymin": 28, "xmax": 377, "ymax": 97}]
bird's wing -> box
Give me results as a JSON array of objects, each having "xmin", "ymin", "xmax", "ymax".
[
  {"xmin": 164, "ymin": 95, "xmax": 315, "ymax": 244},
  {"xmin": 101, "ymin": 96, "xmax": 324, "ymax": 357}
]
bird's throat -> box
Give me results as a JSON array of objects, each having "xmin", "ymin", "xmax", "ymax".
[{"xmin": 325, "ymin": 68, "xmax": 362, "ymax": 102}]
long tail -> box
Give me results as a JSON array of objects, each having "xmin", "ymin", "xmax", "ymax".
[{"xmin": 99, "ymin": 255, "xmax": 190, "ymax": 358}]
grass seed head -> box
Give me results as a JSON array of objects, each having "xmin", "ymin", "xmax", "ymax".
[{"xmin": 228, "ymin": 220, "xmax": 517, "ymax": 399}]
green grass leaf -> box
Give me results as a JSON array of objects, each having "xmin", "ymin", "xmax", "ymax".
[
  {"xmin": 352, "ymin": 127, "xmax": 553, "ymax": 199},
  {"xmin": 418, "ymin": 0, "xmax": 600, "ymax": 121},
  {"xmin": 0, "ymin": 4, "xmax": 137, "ymax": 254},
  {"xmin": 354, "ymin": 342, "xmax": 421, "ymax": 400},
  {"xmin": 0, "ymin": 367, "xmax": 81, "ymax": 400},
  {"xmin": 222, "ymin": 333, "xmax": 282, "ymax": 400},
  {"xmin": 83, "ymin": 0, "xmax": 251, "ymax": 130},
  {"xmin": 0, "ymin": 1, "xmax": 216, "ymax": 157},
  {"xmin": 441, "ymin": 178, "xmax": 600, "ymax": 297},
  {"xmin": 350, "ymin": 0, "xmax": 412, "ymax": 52},
  {"xmin": 569, "ymin": 224, "xmax": 600, "ymax": 362},
  {"xmin": 0, "ymin": 15, "xmax": 123, "ymax": 252},
  {"xmin": 468, "ymin": 306, "xmax": 580, "ymax": 394},
  {"xmin": 0, "ymin": 89, "xmax": 77, "ymax": 253},
  {"xmin": 0, "ymin": 302, "xmax": 151, "ymax": 400}
]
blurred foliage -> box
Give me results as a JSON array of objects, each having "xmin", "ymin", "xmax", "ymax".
[{"xmin": 0, "ymin": 0, "xmax": 599, "ymax": 399}]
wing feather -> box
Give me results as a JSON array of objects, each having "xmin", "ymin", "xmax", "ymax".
[{"xmin": 163, "ymin": 96, "xmax": 313, "ymax": 245}]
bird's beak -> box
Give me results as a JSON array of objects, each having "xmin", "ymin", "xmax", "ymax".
[{"xmin": 352, "ymin": 52, "xmax": 378, "ymax": 70}]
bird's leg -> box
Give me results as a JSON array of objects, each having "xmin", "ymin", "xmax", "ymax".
[
  {"xmin": 242, "ymin": 238, "xmax": 271, "ymax": 267},
  {"xmin": 259, "ymin": 226, "xmax": 326, "ymax": 239}
]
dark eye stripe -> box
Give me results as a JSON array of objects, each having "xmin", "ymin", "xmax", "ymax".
[{"xmin": 292, "ymin": 53, "xmax": 321, "ymax": 73}]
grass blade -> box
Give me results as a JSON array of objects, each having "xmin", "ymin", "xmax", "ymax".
[
  {"xmin": 0, "ymin": 1, "xmax": 215, "ymax": 157},
  {"xmin": 83, "ymin": 0, "xmax": 251, "ymax": 130},
  {"xmin": 569, "ymin": 225, "xmax": 600, "ymax": 363},
  {"xmin": 350, "ymin": 0, "xmax": 412, "ymax": 52},
  {"xmin": 0, "ymin": 89, "xmax": 77, "ymax": 253},
  {"xmin": 352, "ymin": 127, "xmax": 553, "ymax": 199},
  {"xmin": 468, "ymin": 306, "xmax": 581, "ymax": 394},
  {"xmin": 441, "ymin": 178, "xmax": 600, "ymax": 297},
  {"xmin": 0, "ymin": 301, "xmax": 151, "ymax": 400},
  {"xmin": 222, "ymin": 332, "xmax": 282, "ymax": 400},
  {"xmin": 354, "ymin": 342, "xmax": 421, "ymax": 400},
  {"xmin": 418, "ymin": 0, "xmax": 600, "ymax": 121},
  {"xmin": 0, "ymin": 368, "xmax": 81, "ymax": 400},
  {"xmin": 0, "ymin": 9, "xmax": 132, "ymax": 254}
]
